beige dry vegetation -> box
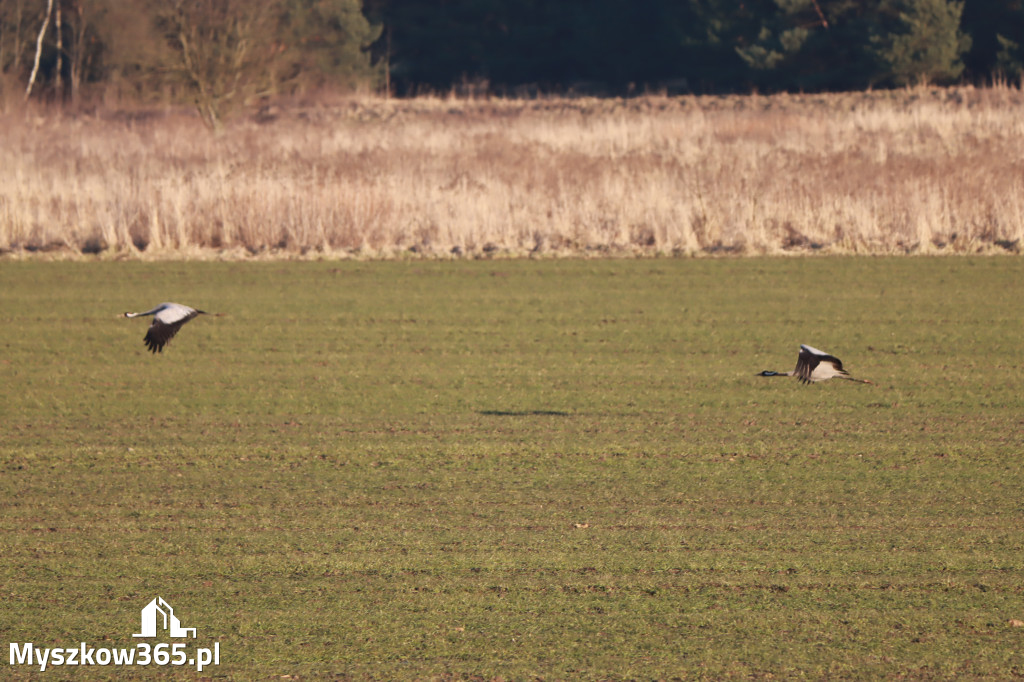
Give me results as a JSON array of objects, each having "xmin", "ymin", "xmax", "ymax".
[{"xmin": 2, "ymin": 85, "xmax": 1023, "ymax": 259}]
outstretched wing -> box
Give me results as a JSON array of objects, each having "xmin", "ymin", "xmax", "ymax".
[
  {"xmin": 793, "ymin": 346, "xmax": 822, "ymax": 384},
  {"xmin": 795, "ymin": 344, "xmax": 847, "ymax": 383},
  {"xmin": 143, "ymin": 307, "xmax": 201, "ymax": 353}
]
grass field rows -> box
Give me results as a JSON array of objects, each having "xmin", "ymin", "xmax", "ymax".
[{"xmin": 1, "ymin": 257, "xmax": 1023, "ymax": 678}]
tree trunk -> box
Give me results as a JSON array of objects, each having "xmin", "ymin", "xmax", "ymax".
[
  {"xmin": 54, "ymin": 0, "xmax": 63, "ymax": 102},
  {"xmin": 11, "ymin": 0, "xmax": 28, "ymax": 73},
  {"xmin": 25, "ymin": 0, "xmax": 54, "ymax": 100}
]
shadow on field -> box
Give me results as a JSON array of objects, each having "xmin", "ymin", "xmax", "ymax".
[{"xmin": 478, "ymin": 410, "xmax": 571, "ymax": 417}]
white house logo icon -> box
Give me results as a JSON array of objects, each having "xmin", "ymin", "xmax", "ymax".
[{"xmin": 132, "ymin": 597, "xmax": 196, "ymax": 638}]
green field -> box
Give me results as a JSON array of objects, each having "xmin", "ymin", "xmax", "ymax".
[{"xmin": 2, "ymin": 257, "xmax": 1023, "ymax": 679}]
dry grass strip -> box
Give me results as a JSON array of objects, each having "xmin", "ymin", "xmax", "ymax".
[{"xmin": 2, "ymin": 85, "xmax": 1023, "ymax": 260}]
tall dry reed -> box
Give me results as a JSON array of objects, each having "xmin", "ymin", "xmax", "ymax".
[{"xmin": 2, "ymin": 86, "xmax": 1023, "ymax": 259}]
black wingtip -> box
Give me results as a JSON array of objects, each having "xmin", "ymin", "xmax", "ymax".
[{"xmin": 143, "ymin": 335, "xmax": 165, "ymax": 353}]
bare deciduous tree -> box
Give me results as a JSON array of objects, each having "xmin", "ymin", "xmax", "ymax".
[
  {"xmin": 158, "ymin": 0, "xmax": 279, "ymax": 129},
  {"xmin": 24, "ymin": 0, "xmax": 52, "ymax": 100},
  {"xmin": 1, "ymin": 0, "xmax": 30, "ymax": 83}
]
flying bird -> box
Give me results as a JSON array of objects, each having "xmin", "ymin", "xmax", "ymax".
[
  {"xmin": 758, "ymin": 344, "xmax": 872, "ymax": 384},
  {"xmin": 124, "ymin": 302, "xmax": 206, "ymax": 353}
]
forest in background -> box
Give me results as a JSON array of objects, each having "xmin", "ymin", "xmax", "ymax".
[
  {"xmin": 366, "ymin": 0, "xmax": 1023, "ymax": 94},
  {"xmin": 1, "ymin": 1, "xmax": 1023, "ymax": 124}
]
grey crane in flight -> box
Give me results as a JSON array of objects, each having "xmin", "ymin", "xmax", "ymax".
[
  {"xmin": 758, "ymin": 344, "xmax": 872, "ymax": 384},
  {"xmin": 124, "ymin": 302, "xmax": 207, "ymax": 353}
]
